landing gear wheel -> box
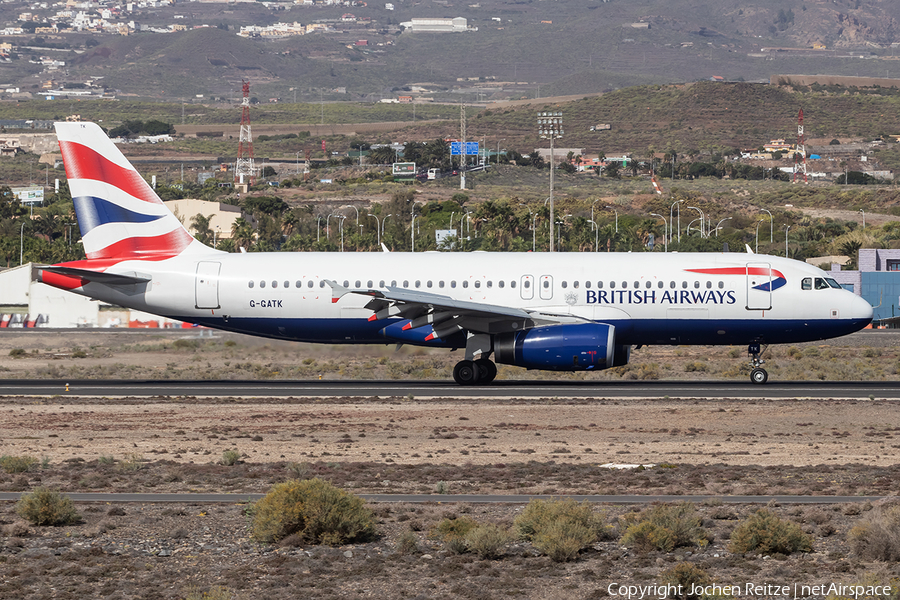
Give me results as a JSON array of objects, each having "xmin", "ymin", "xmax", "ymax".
[
  {"xmin": 750, "ymin": 368, "xmax": 768, "ymax": 384},
  {"xmin": 453, "ymin": 360, "xmax": 479, "ymax": 386},
  {"xmin": 474, "ymin": 358, "xmax": 497, "ymax": 384}
]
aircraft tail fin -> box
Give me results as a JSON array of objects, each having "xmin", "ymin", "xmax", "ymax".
[{"xmin": 55, "ymin": 122, "xmax": 205, "ymax": 264}]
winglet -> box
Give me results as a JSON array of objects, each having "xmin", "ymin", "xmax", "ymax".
[
  {"xmin": 323, "ymin": 279, "xmax": 350, "ymax": 304},
  {"xmin": 381, "ymin": 243, "xmax": 390, "ymax": 253},
  {"xmin": 745, "ymin": 244, "xmax": 754, "ymax": 254}
]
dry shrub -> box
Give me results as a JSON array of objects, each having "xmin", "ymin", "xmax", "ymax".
[
  {"xmin": 514, "ymin": 498, "xmax": 606, "ymax": 562},
  {"xmin": 658, "ymin": 563, "xmax": 712, "ymax": 600},
  {"xmin": 396, "ymin": 530, "xmax": 420, "ymax": 555},
  {"xmin": 251, "ymin": 478, "xmax": 376, "ymax": 545},
  {"xmin": 465, "ymin": 523, "xmax": 511, "ymax": 559},
  {"xmin": 432, "ymin": 516, "xmax": 478, "ymax": 554},
  {"xmin": 0, "ymin": 455, "xmax": 39, "ymax": 474},
  {"xmin": 184, "ymin": 586, "xmax": 237, "ymax": 600},
  {"xmin": 16, "ymin": 487, "xmax": 81, "ymax": 526},
  {"xmin": 729, "ymin": 509, "xmax": 812, "ymax": 555},
  {"xmin": 621, "ymin": 502, "xmax": 709, "ymax": 553},
  {"xmin": 848, "ymin": 505, "xmax": 900, "ymax": 561}
]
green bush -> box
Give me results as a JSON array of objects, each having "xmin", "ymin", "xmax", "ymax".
[
  {"xmin": 0, "ymin": 455, "xmax": 39, "ymax": 474},
  {"xmin": 465, "ymin": 523, "xmax": 511, "ymax": 559},
  {"xmin": 251, "ymin": 478, "xmax": 376, "ymax": 545},
  {"xmin": 730, "ymin": 509, "xmax": 813, "ymax": 554},
  {"xmin": 514, "ymin": 498, "xmax": 606, "ymax": 561},
  {"xmin": 16, "ymin": 487, "xmax": 81, "ymax": 526},
  {"xmin": 9, "ymin": 348, "xmax": 26, "ymax": 358},
  {"xmin": 848, "ymin": 505, "xmax": 900, "ymax": 561},
  {"xmin": 621, "ymin": 502, "xmax": 709, "ymax": 553},
  {"xmin": 221, "ymin": 449, "xmax": 241, "ymax": 466},
  {"xmin": 432, "ymin": 516, "xmax": 478, "ymax": 554},
  {"xmin": 658, "ymin": 563, "xmax": 712, "ymax": 600}
]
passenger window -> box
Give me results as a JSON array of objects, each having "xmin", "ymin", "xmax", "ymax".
[
  {"xmin": 367, "ymin": 280, "xmax": 373, "ymax": 288},
  {"xmin": 658, "ymin": 281, "xmax": 663, "ymax": 289},
  {"xmin": 355, "ymin": 280, "xmax": 361, "ymax": 288},
  {"xmin": 295, "ymin": 281, "xmax": 301, "ymax": 288},
  {"xmin": 427, "ymin": 281, "xmax": 433, "ymax": 288},
  {"xmin": 451, "ymin": 281, "xmax": 457, "ymax": 288},
  {"xmin": 498, "ymin": 281, "xmax": 504, "ymax": 288},
  {"xmin": 561, "ymin": 281, "xmax": 567, "ymax": 289},
  {"xmin": 415, "ymin": 280, "xmax": 420, "ymax": 288},
  {"xmin": 670, "ymin": 281, "xmax": 676, "ymax": 289},
  {"xmin": 511, "ymin": 280, "xmax": 516, "ymax": 289},
  {"xmin": 543, "ymin": 280, "xmax": 550, "ymax": 288},
  {"xmin": 682, "ymin": 281, "xmax": 688, "ymax": 289},
  {"xmin": 439, "ymin": 281, "xmax": 445, "ymax": 288},
  {"xmin": 633, "ymin": 281, "xmax": 638, "ymax": 288},
  {"xmin": 391, "ymin": 280, "xmax": 397, "ymax": 287},
  {"xmin": 379, "ymin": 280, "xmax": 385, "ymax": 287},
  {"xmin": 272, "ymin": 281, "xmax": 278, "ymax": 289},
  {"xmin": 814, "ymin": 277, "xmax": 829, "ymax": 290},
  {"xmin": 718, "ymin": 281, "xmax": 724, "ymax": 289},
  {"xmin": 260, "ymin": 281, "xmax": 266, "ymax": 289},
  {"xmin": 585, "ymin": 281, "xmax": 591, "ymax": 289},
  {"xmin": 284, "ymin": 281, "xmax": 289, "ymax": 289},
  {"xmin": 573, "ymin": 281, "xmax": 579, "ymax": 289},
  {"xmin": 463, "ymin": 281, "xmax": 469, "ymax": 288},
  {"xmin": 403, "ymin": 280, "xmax": 409, "ymax": 288},
  {"xmin": 693, "ymin": 281, "xmax": 700, "ymax": 289},
  {"xmin": 706, "ymin": 281, "xmax": 712, "ymax": 289},
  {"xmin": 487, "ymin": 281, "xmax": 493, "ymax": 288},
  {"xmin": 598, "ymin": 281, "xmax": 603, "ymax": 289},
  {"xmin": 622, "ymin": 281, "xmax": 627, "ymax": 289},
  {"xmin": 474, "ymin": 280, "xmax": 481, "ymax": 288},
  {"xmin": 523, "ymin": 280, "xmax": 530, "ymax": 289},
  {"xmin": 308, "ymin": 281, "xmax": 314, "ymax": 289},
  {"xmin": 645, "ymin": 281, "xmax": 651, "ymax": 289},
  {"xmin": 610, "ymin": 281, "xmax": 615, "ymax": 289},
  {"xmin": 249, "ymin": 281, "xmax": 254, "ymax": 288},
  {"xmin": 320, "ymin": 281, "xmax": 326, "ymax": 288}
]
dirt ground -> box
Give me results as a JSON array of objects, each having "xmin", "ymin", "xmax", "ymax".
[{"xmin": 1, "ymin": 330, "xmax": 900, "ymax": 599}]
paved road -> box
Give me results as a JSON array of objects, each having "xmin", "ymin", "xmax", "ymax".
[
  {"xmin": 0, "ymin": 493, "xmax": 886, "ymax": 504},
  {"xmin": 1, "ymin": 379, "xmax": 900, "ymax": 399}
]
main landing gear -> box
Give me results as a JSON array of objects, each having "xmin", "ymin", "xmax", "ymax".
[
  {"xmin": 452, "ymin": 358, "xmax": 497, "ymax": 386},
  {"xmin": 748, "ymin": 343, "xmax": 768, "ymax": 384}
]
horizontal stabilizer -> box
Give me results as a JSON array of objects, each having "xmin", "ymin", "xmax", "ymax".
[{"xmin": 39, "ymin": 265, "xmax": 151, "ymax": 286}]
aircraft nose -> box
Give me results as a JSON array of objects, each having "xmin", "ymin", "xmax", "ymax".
[{"xmin": 851, "ymin": 293, "xmax": 874, "ymax": 322}]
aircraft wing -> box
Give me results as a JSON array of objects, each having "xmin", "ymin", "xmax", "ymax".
[{"xmin": 326, "ymin": 280, "xmax": 569, "ymax": 340}]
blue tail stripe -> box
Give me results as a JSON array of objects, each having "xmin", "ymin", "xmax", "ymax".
[{"xmin": 73, "ymin": 196, "xmax": 163, "ymax": 233}]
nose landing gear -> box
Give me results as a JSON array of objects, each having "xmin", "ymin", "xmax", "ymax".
[{"xmin": 748, "ymin": 343, "xmax": 769, "ymax": 384}]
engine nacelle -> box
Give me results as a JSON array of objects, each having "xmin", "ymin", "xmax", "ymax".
[{"xmin": 493, "ymin": 323, "xmax": 629, "ymax": 371}]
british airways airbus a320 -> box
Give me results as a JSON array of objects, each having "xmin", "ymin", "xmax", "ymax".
[{"xmin": 38, "ymin": 122, "xmax": 873, "ymax": 385}]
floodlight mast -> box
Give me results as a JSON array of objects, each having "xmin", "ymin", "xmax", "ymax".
[{"xmin": 538, "ymin": 112, "xmax": 563, "ymax": 251}]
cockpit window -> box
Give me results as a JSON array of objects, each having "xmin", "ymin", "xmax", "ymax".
[
  {"xmin": 825, "ymin": 278, "xmax": 842, "ymax": 289},
  {"xmin": 814, "ymin": 277, "xmax": 829, "ymax": 290},
  {"xmin": 801, "ymin": 277, "xmax": 812, "ymax": 291}
]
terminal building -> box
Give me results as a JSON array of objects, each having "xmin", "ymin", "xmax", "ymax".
[{"xmin": 829, "ymin": 248, "xmax": 900, "ymax": 322}]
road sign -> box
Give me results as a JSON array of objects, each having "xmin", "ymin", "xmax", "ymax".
[
  {"xmin": 392, "ymin": 162, "xmax": 416, "ymax": 176},
  {"xmin": 450, "ymin": 142, "xmax": 480, "ymax": 156}
]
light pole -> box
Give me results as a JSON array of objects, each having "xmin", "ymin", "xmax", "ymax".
[
  {"xmin": 760, "ymin": 208, "xmax": 773, "ymax": 242},
  {"xmin": 714, "ymin": 217, "xmax": 732, "ymax": 237},
  {"xmin": 342, "ymin": 204, "xmax": 359, "ymax": 227},
  {"xmin": 670, "ymin": 199, "xmax": 684, "ymax": 244},
  {"xmin": 687, "ymin": 206, "xmax": 704, "ymax": 238},
  {"xmin": 755, "ymin": 219, "xmax": 763, "ymax": 254},
  {"xmin": 860, "ymin": 209, "xmax": 866, "ymax": 229},
  {"xmin": 587, "ymin": 219, "xmax": 599, "ymax": 252},
  {"xmin": 496, "ymin": 139, "xmax": 505, "ymax": 165},
  {"xmin": 338, "ymin": 216, "xmax": 346, "ymax": 252},
  {"xmin": 538, "ymin": 111, "xmax": 563, "ymax": 252},
  {"xmin": 555, "ymin": 214, "xmax": 572, "ymax": 251},
  {"xmin": 605, "ymin": 206, "xmax": 618, "ymax": 233},
  {"xmin": 591, "ymin": 198, "xmax": 602, "ymax": 230},
  {"xmin": 381, "ymin": 214, "xmax": 392, "ymax": 245},
  {"xmin": 367, "ymin": 213, "xmax": 382, "ymax": 246},
  {"xmin": 326, "ymin": 213, "xmax": 336, "ymax": 239},
  {"xmin": 687, "ymin": 218, "xmax": 700, "ymax": 237},
  {"xmin": 650, "ymin": 213, "xmax": 668, "ymax": 252},
  {"xmin": 20, "ymin": 221, "xmax": 25, "ymax": 266},
  {"xmin": 296, "ymin": 151, "xmax": 301, "ymax": 175},
  {"xmin": 316, "ymin": 215, "xmax": 323, "ymax": 242},
  {"xmin": 785, "ymin": 225, "xmax": 791, "ymax": 257}
]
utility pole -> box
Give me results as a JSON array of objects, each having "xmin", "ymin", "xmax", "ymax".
[
  {"xmin": 538, "ymin": 111, "xmax": 563, "ymax": 251},
  {"xmin": 459, "ymin": 102, "xmax": 466, "ymax": 190}
]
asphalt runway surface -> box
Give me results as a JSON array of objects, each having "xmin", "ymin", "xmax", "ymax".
[
  {"xmin": 0, "ymin": 493, "xmax": 887, "ymax": 504},
  {"xmin": 1, "ymin": 378, "xmax": 900, "ymax": 399}
]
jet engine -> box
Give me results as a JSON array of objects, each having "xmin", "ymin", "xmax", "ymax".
[{"xmin": 493, "ymin": 323, "xmax": 629, "ymax": 371}]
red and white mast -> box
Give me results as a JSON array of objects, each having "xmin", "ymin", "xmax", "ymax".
[{"xmin": 235, "ymin": 79, "xmax": 255, "ymax": 185}]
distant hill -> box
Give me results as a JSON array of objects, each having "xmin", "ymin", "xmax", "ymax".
[{"xmin": 6, "ymin": 0, "xmax": 900, "ymax": 101}]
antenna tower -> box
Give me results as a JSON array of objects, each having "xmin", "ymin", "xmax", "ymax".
[
  {"xmin": 793, "ymin": 108, "xmax": 808, "ymax": 184},
  {"xmin": 235, "ymin": 79, "xmax": 255, "ymax": 185}
]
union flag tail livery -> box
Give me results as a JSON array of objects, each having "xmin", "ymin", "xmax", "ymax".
[
  {"xmin": 39, "ymin": 122, "xmax": 873, "ymax": 386},
  {"xmin": 56, "ymin": 122, "xmax": 202, "ymax": 263}
]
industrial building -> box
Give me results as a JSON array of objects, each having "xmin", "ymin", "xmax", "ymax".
[{"xmin": 830, "ymin": 248, "xmax": 900, "ymax": 322}]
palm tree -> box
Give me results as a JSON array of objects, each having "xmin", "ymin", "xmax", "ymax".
[
  {"xmin": 231, "ymin": 217, "xmax": 255, "ymax": 251},
  {"xmin": 190, "ymin": 214, "xmax": 213, "ymax": 245}
]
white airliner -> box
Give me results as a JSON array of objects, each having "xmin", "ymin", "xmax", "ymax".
[{"xmin": 38, "ymin": 122, "xmax": 873, "ymax": 385}]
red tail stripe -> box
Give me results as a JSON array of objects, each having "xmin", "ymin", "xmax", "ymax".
[
  {"xmin": 686, "ymin": 267, "xmax": 785, "ymax": 279},
  {"xmin": 59, "ymin": 140, "xmax": 162, "ymax": 205},
  {"xmin": 86, "ymin": 229, "xmax": 192, "ymax": 260}
]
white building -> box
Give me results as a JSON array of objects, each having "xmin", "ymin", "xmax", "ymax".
[{"xmin": 401, "ymin": 17, "xmax": 468, "ymax": 32}]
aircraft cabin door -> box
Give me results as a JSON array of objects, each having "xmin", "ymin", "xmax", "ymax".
[
  {"xmin": 746, "ymin": 262, "xmax": 772, "ymax": 311},
  {"xmin": 539, "ymin": 275, "xmax": 553, "ymax": 301},
  {"xmin": 195, "ymin": 261, "xmax": 221, "ymax": 310},
  {"xmin": 520, "ymin": 275, "xmax": 534, "ymax": 300}
]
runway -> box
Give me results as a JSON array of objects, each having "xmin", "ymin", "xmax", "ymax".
[
  {"xmin": 0, "ymin": 493, "xmax": 886, "ymax": 504},
  {"xmin": 1, "ymin": 378, "xmax": 900, "ymax": 399}
]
